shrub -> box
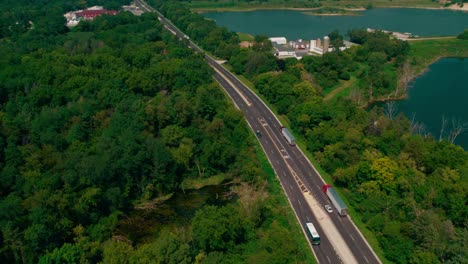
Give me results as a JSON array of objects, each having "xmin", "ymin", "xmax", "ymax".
[
  {"xmin": 339, "ymin": 71, "xmax": 351, "ymax": 80},
  {"xmin": 457, "ymin": 30, "xmax": 468, "ymax": 40}
]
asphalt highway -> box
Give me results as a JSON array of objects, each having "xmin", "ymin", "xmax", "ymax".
[
  {"xmin": 209, "ymin": 60, "xmax": 379, "ymax": 264},
  {"xmin": 134, "ymin": 1, "xmax": 380, "ymax": 263}
]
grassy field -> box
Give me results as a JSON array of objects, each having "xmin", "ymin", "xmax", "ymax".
[{"xmin": 188, "ymin": 0, "xmax": 441, "ymax": 12}]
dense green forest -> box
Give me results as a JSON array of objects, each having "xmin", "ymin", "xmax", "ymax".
[
  {"xmin": 150, "ymin": 1, "xmax": 468, "ymax": 263},
  {"xmin": 0, "ymin": 0, "xmax": 131, "ymax": 40},
  {"xmin": 1, "ymin": 0, "xmax": 467, "ymax": 263},
  {"xmin": 0, "ymin": 0, "xmax": 315, "ymax": 263}
]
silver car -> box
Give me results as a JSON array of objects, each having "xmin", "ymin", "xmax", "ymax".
[{"xmin": 324, "ymin": 204, "xmax": 333, "ymax": 213}]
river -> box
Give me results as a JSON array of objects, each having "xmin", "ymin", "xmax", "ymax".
[
  {"xmin": 397, "ymin": 58, "xmax": 468, "ymax": 150},
  {"xmin": 203, "ymin": 8, "xmax": 468, "ymax": 39}
]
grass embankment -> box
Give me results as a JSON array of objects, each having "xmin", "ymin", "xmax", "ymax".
[
  {"xmin": 188, "ymin": 0, "xmax": 441, "ymax": 12},
  {"xmin": 408, "ymin": 37, "xmax": 468, "ymax": 79},
  {"xmin": 237, "ymin": 32, "xmax": 255, "ymax": 41}
]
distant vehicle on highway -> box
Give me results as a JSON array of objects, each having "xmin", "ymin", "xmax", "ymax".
[
  {"xmin": 280, "ymin": 126, "xmax": 296, "ymax": 146},
  {"xmin": 306, "ymin": 222, "xmax": 321, "ymax": 245},
  {"xmin": 324, "ymin": 204, "xmax": 333, "ymax": 213},
  {"xmin": 256, "ymin": 130, "xmax": 262, "ymax": 137},
  {"xmin": 183, "ymin": 34, "xmax": 190, "ymax": 39}
]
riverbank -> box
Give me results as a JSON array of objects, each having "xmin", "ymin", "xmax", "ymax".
[{"xmin": 196, "ymin": 5, "xmax": 467, "ymax": 13}]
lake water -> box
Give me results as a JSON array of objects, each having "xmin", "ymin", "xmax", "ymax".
[
  {"xmin": 203, "ymin": 8, "xmax": 468, "ymax": 39},
  {"xmin": 397, "ymin": 58, "xmax": 468, "ymax": 150}
]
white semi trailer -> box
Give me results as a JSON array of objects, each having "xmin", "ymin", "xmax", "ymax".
[
  {"xmin": 323, "ymin": 184, "xmax": 348, "ymax": 216},
  {"xmin": 280, "ymin": 126, "xmax": 296, "ymax": 146}
]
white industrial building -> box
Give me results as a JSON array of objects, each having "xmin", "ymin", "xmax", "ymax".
[
  {"xmin": 269, "ymin": 35, "xmax": 356, "ymax": 59},
  {"xmin": 309, "ymin": 36, "xmax": 332, "ymax": 55},
  {"xmin": 269, "ymin": 37, "xmax": 287, "ymax": 45}
]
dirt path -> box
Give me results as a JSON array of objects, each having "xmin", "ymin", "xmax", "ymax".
[{"xmin": 324, "ymin": 78, "xmax": 353, "ymax": 101}]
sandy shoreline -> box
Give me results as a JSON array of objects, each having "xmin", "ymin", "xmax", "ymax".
[
  {"xmin": 302, "ymin": 12, "xmax": 361, "ymax": 16},
  {"xmin": 195, "ymin": 7, "xmax": 322, "ymax": 13},
  {"xmin": 311, "ymin": 13, "xmax": 359, "ymax": 16},
  {"xmin": 447, "ymin": 4, "xmax": 468, "ymax": 11},
  {"xmin": 386, "ymin": 4, "xmax": 468, "ymax": 11},
  {"xmin": 301, "ymin": 4, "xmax": 468, "ymax": 15}
]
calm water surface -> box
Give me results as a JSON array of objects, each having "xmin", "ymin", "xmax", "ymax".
[
  {"xmin": 204, "ymin": 8, "xmax": 468, "ymax": 39},
  {"xmin": 397, "ymin": 58, "xmax": 468, "ymax": 150}
]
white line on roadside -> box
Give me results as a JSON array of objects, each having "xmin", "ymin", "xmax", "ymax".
[{"xmin": 211, "ymin": 66, "xmax": 252, "ymax": 106}]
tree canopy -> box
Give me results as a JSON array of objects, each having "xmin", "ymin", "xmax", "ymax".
[{"xmin": 0, "ymin": 1, "xmax": 316, "ymax": 263}]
